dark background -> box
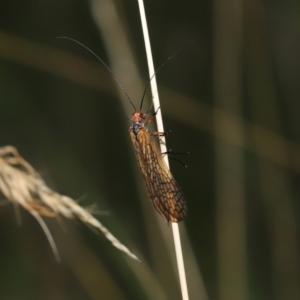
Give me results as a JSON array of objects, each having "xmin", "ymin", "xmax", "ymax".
[{"xmin": 0, "ymin": 0, "xmax": 299, "ymax": 299}]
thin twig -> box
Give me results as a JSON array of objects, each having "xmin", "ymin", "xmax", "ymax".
[{"xmin": 137, "ymin": 1, "xmax": 189, "ymax": 299}]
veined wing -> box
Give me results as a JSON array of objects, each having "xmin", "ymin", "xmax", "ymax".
[{"xmin": 129, "ymin": 127, "xmax": 187, "ymax": 223}]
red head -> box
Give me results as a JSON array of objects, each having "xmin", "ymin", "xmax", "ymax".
[{"xmin": 131, "ymin": 110, "xmax": 146, "ymax": 123}]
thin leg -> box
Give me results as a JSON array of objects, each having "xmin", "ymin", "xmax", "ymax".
[
  {"xmin": 151, "ymin": 131, "xmax": 167, "ymax": 137},
  {"xmin": 144, "ymin": 107, "xmax": 161, "ymax": 126}
]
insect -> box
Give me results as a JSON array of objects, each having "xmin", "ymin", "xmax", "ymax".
[
  {"xmin": 58, "ymin": 37, "xmax": 188, "ymax": 223},
  {"xmin": 129, "ymin": 108, "xmax": 187, "ymax": 223}
]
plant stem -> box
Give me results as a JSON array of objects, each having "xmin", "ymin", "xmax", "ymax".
[{"xmin": 137, "ymin": 1, "xmax": 189, "ymax": 299}]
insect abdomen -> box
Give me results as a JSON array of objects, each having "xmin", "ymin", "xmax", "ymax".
[{"xmin": 129, "ymin": 128, "xmax": 187, "ymax": 223}]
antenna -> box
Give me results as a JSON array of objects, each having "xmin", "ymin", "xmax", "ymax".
[
  {"xmin": 139, "ymin": 39, "xmax": 194, "ymax": 111},
  {"xmin": 57, "ymin": 36, "xmax": 137, "ymax": 111}
]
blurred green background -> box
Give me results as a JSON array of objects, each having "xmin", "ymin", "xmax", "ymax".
[{"xmin": 0, "ymin": 0, "xmax": 299, "ymax": 299}]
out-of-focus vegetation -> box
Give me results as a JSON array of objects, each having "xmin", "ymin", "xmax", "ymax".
[{"xmin": 0, "ymin": 1, "xmax": 299, "ymax": 299}]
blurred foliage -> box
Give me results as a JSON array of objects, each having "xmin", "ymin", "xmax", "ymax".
[{"xmin": 0, "ymin": 0, "xmax": 299, "ymax": 299}]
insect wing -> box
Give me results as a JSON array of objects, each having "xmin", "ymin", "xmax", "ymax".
[{"xmin": 129, "ymin": 128, "xmax": 187, "ymax": 222}]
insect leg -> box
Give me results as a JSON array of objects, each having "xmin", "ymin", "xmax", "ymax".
[
  {"xmin": 161, "ymin": 149, "xmax": 189, "ymax": 168},
  {"xmin": 144, "ymin": 107, "xmax": 161, "ymax": 126},
  {"xmin": 162, "ymin": 149, "xmax": 190, "ymax": 155},
  {"xmin": 151, "ymin": 130, "xmax": 171, "ymax": 137}
]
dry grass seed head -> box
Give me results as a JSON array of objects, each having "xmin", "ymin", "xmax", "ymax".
[{"xmin": 0, "ymin": 146, "xmax": 138, "ymax": 261}]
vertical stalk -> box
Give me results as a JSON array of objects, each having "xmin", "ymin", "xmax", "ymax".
[
  {"xmin": 213, "ymin": 0, "xmax": 248, "ymax": 299},
  {"xmin": 137, "ymin": 1, "xmax": 189, "ymax": 299}
]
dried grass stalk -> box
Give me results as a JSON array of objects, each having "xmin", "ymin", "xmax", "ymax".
[
  {"xmin": 137, "ymin": 1, "xmax": 189, "ymax": 298},
  {"xmin": 0, "ymin": 145, "xmax": 138, "ymax": 261}
]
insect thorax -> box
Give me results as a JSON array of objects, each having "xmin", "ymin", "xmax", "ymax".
[
  {"xmin": 131, "ymin": 122, "xmax": 143, "ymax": 135},
  {"xmin": 130, "ymin": 110, "xmax": 147, "ymax": 135}
]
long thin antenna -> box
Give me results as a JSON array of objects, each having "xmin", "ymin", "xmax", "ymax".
[
  {"xmin": 139, "ymin": 39, "xmax": 194, "ymax": 111},
  {"xmin": 57, "ymin": 36, "xmax": 137, "ymax": 111}
]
